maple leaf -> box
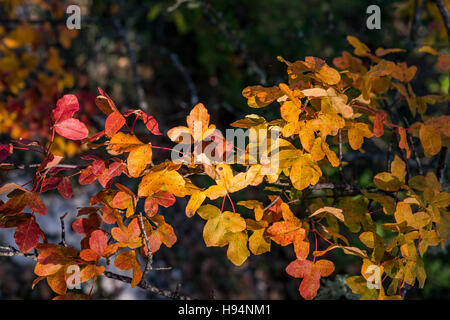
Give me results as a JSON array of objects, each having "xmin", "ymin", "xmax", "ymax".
[
  {"xmin": 248, "ymin": 228, "xmax": 271, "ymax": 255},
  {"xmin": 80, "ymin": 230, "xmax": 117, "ymax": 261},
  {"xmin": 144, "ymin": 191, "xmax": 176, "ymax": 217},
  {"xmin": 138, "ymin": 161, "xmax": 186, "ymax": 198},
  {"xmin": 347, "ymin": 122, "xmax": 373, "ymax": 150},
  {"xmin": 141, "ymin": 214, "xmax": 177, "ymax": 254},
  {"xmin": 112, "ymin": 184, "xmax": 136, "ymax": 218},
  {"xmin": 237, "ymin": 200, "xmax": 264, "ymax": 221},
  {"xmin": 242, "ymin": 85, "xmax": 282, "ymax": 108},
  {"xmin": 289, "ymin": 153, "xmax": 322, "ymax": 190},
  {"xmin": 111, "ymin": 218, "xmax": 142, "ymax": 249},
  {"xmin": 286, "ymin": 259, "xmax": 335, "ymax": 300},
  {"xmin": 114, "ymin": 250, "xmax": 142, "ymax": 288},
  {"xmin": 107, "ymin": 132, "xmax": 152, "ymax": 177},
  {"xmin": 167, "ymin": 103, "xmax": 216, "ymax": 143}
]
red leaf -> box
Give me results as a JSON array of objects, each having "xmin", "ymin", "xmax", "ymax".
[
  {"xmin": 14, "ymin": 217, "xmax": 40, "ymax": 253},
  {"xmin": 52, "ymin": 94, "xmax": 79, "ymax": 123},
  {"xmin": 0, "ymin": 144, "xmax": 12, "ymax": 162},
  {"xmin": 373, "ymin": 112, "xmax": 386, "ymax": 138},
  {"xmin": 89, "ymin": 230, "xmax": 108, "ymax": 257},
  {"xmin": 151, "ymin": 191, "xmax": 176, "ymax": 207},
  {"xmin": 27, "ymin": 192, "xmax": 47, "ymax": 215},
  {"xmin": 41, "ymin": 177, "xmax": 62, "ymax": 192},
  {"xmin": 72, "ymin": 214, "xmax": 101, "ymax": 234},
  {"xmin": 54, "ymin": 118, "xmax": 89, "ymax": 140},
  {"xmin": 105, "ymin": 111, "xmax": 126, "ymax": 137},
  {"xmin": 79, "ymin": 167, "xmax": 97, "ymax": 185},
  {"xmin": 142, "ymin": 112, "xmax": 162, "ymax": 135},
  {"xmin": 57, "ymin": 177, "xmax": 73, "ymax": 199}
]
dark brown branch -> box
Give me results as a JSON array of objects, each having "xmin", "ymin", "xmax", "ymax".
[
  {"xmin": 157, "ymin": 47, "xmax": 199, "ymax": 106},
  {"xmin": 113, "ymin": 17, "xmax": 149, "ymax": 112},
  {"xmin": 138, "ymin": 211, "xmax": 153, "ymax": 277},
  {"xmin": 59, "ymin": 213, "xmax": 68, "ymax": 247},
  {"xmin": 103, "ymin": 271, "xmax": 191, "ymax": 300},
  {"xmin": 433, "ymin": 0, "xmax": 450, "ymax": 44},
  {"xmin": 172, "ymin": 0, "xmax": 267, "ymax": 84},
  {"xmin": 432, "ymin": 0, "xmax": 449, "ymax": 183},
  {"xmin": 0, "ymin": 163, "xmax": 82, "ymax": 170},
  {"xmin": 0, "ymin": 245, "xmax": 37, "ymax": 260},
  {"xmin": 409, "ymin": 0, "xmax": 428, "ymax": 46}
]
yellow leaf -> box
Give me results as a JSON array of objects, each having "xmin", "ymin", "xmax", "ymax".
[
  {"xmin": 290, "ymin": 154, "xmax": 322, "ymax": 190},
  {"xmin": 127, "ymin": 144, "xmax": 152, "ymax": 177},
  {"xmin": 226, "ymin": 231, "xmax": 250, "ymax": 266},
  {"xmin": 390, "ymin": 155, "xmax": 406, "ymax": 183},
  {"xmin": 419, "ymin": 124, "xmax": 441, "ymax": 157},
  {"xmin": 309, "ymin": 206, "xmax": 344, "ymax": 222},
  {"xmin": 249, "ymin": 229, "xmax": 271, "ymax": 255}
]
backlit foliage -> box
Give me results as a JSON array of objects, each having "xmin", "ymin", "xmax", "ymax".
[{"xmin": 0, "ymin": 6, "xmax": 449, "ymax": 299}]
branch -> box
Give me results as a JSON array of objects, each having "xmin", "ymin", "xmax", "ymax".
[
  {"xmin": 138, "ymin": 211, "xmax": 153, "ymax": 277},
  {"xmin": 0, "ymin": 163, "xmax": 82, "ymax": 170},
  {"xmin": 433, "ymin": 0, "xmax": 450, "ymax": 44},
  {"xmin": 432, "ymin": 0, "xmax": 449, "ymax": 183},
  {"xmin": 157, "ymin": 47, "xmax": 199, "ymax": 106},
  {"xmin": 103, "ymin": 271, "xmax": 191, "ymax": 300},
  {"xmin": 409, "ymin": 0, "xmax": 428, "ymax": 47},
  {"xmin": 173, "ymin": 0, "xmax": 267, "ymax": 84},
  {"xmin": 113, "ymin": 17, "xmax": 149, "ymax": 112},
  {"xmin": 0, "ymin": 245, "xmax": 37, "ymax": 260},
  {"xmin": 59, "ymin": 213, "xmax": 68, "ymax": 247}
]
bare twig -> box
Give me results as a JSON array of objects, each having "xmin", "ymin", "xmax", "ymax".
[
  {"xmin": 432, "ymin": 0, "xmax": 450, "ymax": 183},
  {"xmin": 157, "ymin": 47, "xmax": 199, "ymax": 106},
  {"xmin": 103, "ymin": 271, "xmax": 191, "ymax": 300},
  {"xmin": 138, "ymin": 211, "xmax": 153, "ymax": 277},
  {"xmin": 433, "ymin": 0, "xmax": 450, "ymax": 43},
  {"xmin": 0, "ymin": 163, "xmax": 82, "ymax": 170},
  {"xmin": 59, "ymin": 213, "xmax": 68, "ymax": 247},
  {"xmin": 403, "ymin": 117, "xmax": 424, "ymax": 175},
  {"xmin": 409, "ymin": 0, "xmax": 428, "ymax": 46},
  {"xmin": 113, "ymin": 18, "xmax": 149, "ymax": 112},
  {"xmin": 0, "ymin": 245, "xmax": 37, "ymax": 260},
  {"xmin": 338, "ymin": 129, "xmax": 345, "ymax": 182}
]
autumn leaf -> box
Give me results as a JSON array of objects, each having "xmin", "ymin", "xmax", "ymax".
[
  {"xmin": 108, "ymin": 132, "xmax": 152, "ymax": 177},
  {"xmin": 105, "ymin": 111, "xmax": 126, "ymax": 137},
  {"xmin": 419, "ymin": 124, "xmax": 441, "ymax": 157},
  {"xmin": 14, "ymin": 217, "xmax": 41, "ymax": 253},
  {"xmin": 52, "ymin": 95, "xmax": 88, "ymax": 140},
  {"xmin": 347, "ymin": 122, "xmax": 373, "ymax": 150},
  {"xmin": 290, "ymin": 154, "xmax": 321, "ymax": 190},
  {"xmin": 111, "ymin": 218, "xmax": 142, "ymax": 249},
  {"xmin": 286, "ymin": 259, "xmax": 334, "ymax": 300},
  {"xmin": 80, "ymin": 230, "xmax": 117, "ymax": 261},
  {"xmin": 114, "ymin": 250, "xmax": 142, "ymax": 288},
  {"xmin": 167, "ymin": 103, "xmax": 216, "ymax": 143}
]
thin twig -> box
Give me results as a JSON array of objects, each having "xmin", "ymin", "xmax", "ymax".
[
  {"xmin": 432, "ymin": 0, "xmax": 450, "ymax": 183},
  {"xmin": 103, "ymin": 271, "xmax": 191, "ymax": 300},
  {"xmin": 158, "ymin": 47, "xmax": 199, "ymax": 106},
  {"xmin": 138, "ymin": 211, "xmax": 153, "ymax": 277},
  {"xmin": 113, "ymin": 17, "xmax": 149, "ymax": 112},
  {"xmin": 0, "ymin": 245, "xmax": 37, "ymax": 260},
  {"xmin": 59, "ymin": 213, "xmax": 68, "ymax": 247},
  {"xmin": 409, "ymin": 0, "xmax": 428, "ymax": 47}
]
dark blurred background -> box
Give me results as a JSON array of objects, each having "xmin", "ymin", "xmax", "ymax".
[{"xmin": 0, "ymin": 0, "xmax": 449, "ymax": 299}]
